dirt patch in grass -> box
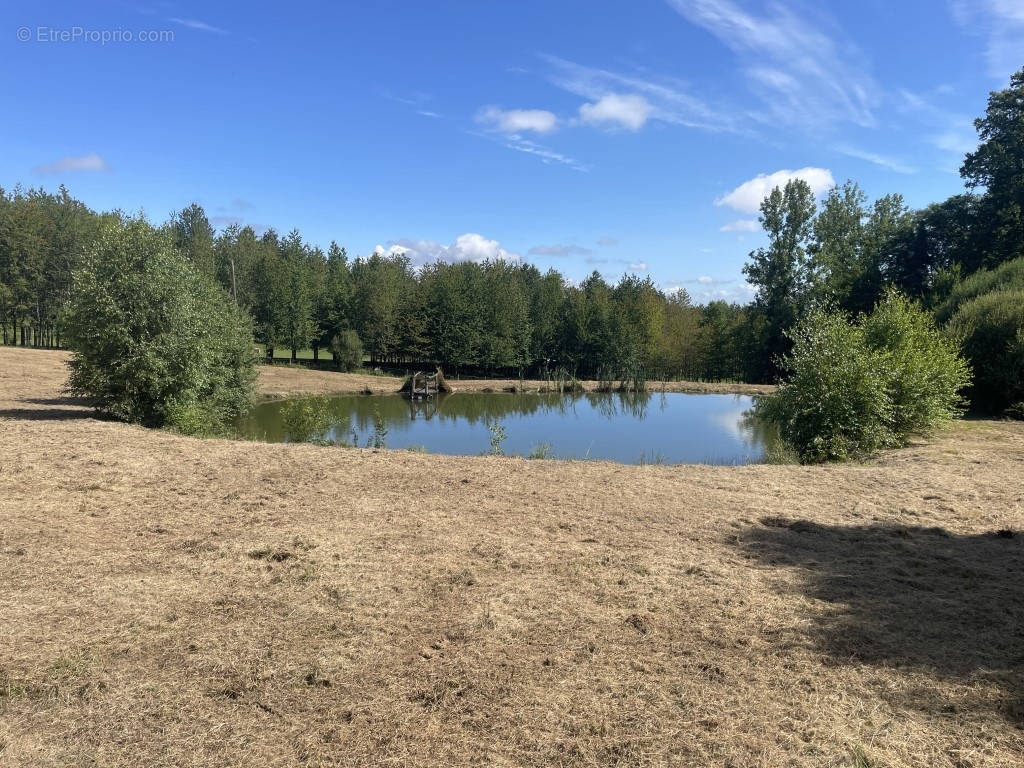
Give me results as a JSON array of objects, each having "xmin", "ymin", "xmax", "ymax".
[{"xmin": 1, "ymin": 346, "xmax": 1023, "ymax": 766}]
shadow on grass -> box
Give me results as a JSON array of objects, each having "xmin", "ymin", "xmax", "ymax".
[
  {"xmin": 740, "ymin": 518, "xmax": 1024, "ymax": 724},
  {"xmin": 0, "ymin": 397, "xmax": 106, "ymax": 421}
]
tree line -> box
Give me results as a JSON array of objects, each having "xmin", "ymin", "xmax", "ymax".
[{"xmin": 2, "ymin": 69, "xmax": 1022, "ymax": 402}]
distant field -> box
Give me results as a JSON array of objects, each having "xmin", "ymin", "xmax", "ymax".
[{"xmin": 255, "ymin": 344, "xmax": 333, "ymax": 361}]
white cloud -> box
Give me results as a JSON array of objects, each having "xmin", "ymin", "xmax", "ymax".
[
  {"xmin": 578, "ymin": 93, "xmax": 653, "ymax": 131},
  {"xmin": 375, "ymin": 233, "xmax": 519, "ymax": 266},
  {"xmin": 667, "ymin": 0, "xmax": 878, "ymax": 129},
  {"xmin": 528, "ymin": 243, "xmax": 592, "ymax": 256},
  {"xmin": 541, "ymin": 54, "xmax": 737, "ymax": 133},
  {"xmin": 715, "ymin": 167, "xmax": 835, "ymax": 214},
  {"xmin": 836, "ymin": 145, "xmax": 916, "ymax": 174},
  {"xmin": 628, "ymin": 262, "xmax": 648, "ymax": 272},
  {"xmin": 596, "ymin": 235, "xmax": 618, "ymax": 247},
  {"xmin": 476, "ymin": 106, "xmax": 558, "ymax": 134},
  {"xmin": 33, "ymin": 153, "xmax": 110, "ymax": 173},
  {"xmin": 719, "ymin": 218, "xmax": 758, "ymax": 233},
  {"xmin": 950, "ymin": 0, "xmax": 1024, "ymax": 80}
]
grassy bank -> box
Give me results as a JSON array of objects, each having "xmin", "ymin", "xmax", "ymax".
[{"xmin": 1, "ymin": 346, "xmax": 1022, "ymax": 767}]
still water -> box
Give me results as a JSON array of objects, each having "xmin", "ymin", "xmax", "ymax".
[{"xmin": 236, "ymin": 391, "xmax": 778, "ymax": 465}]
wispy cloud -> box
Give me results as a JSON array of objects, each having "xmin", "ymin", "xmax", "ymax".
[
  {"xmin": 716, "ymin": 167, "xmax": 835, "ymax": 214},
  {"xmin": 950, "ymin": 0, "xmax": 1024, "ymax": 80},
  {"xmin": 719, "ymin": 218, "xmax": 758, "ymax": 232},
  {"xmin": 931, "ymin": 126, "xmax": 978, "ymax": 157},
  {"xmin": 896, "ymin": 89, "xmax": 978, "ymax": 164},
  {"xmin": 836, "ymin": 145, "xmax": 916, "ymax": 174},
  {"xmin": 528, "ymin": 243, "xmax": 593, "ymax": 256},
  {"xmin": 33, "ymin": 153, "xmax": 110, "ymax": 174},
  {"xmin": 667, "ymin": 0, "xmax": 878, "ymax": 130},
  {"xmin": 585, "ymin": 255, "xmax": 647, "ymax": 272},
  {"xmin": 168, "ymin": 17, "xmax": 226, "ymax": 35},
  {"xmin": 481, "ymin": 131, "xmax": 589, "ymax": 172},
  {"xmin": 476, "ymin": 106, "xmax": 558, "ymax": 134},
  {"xmin": 541, "ymin": 54, "xmax": 738, "ymax": 133},
  {"xmin": 596, "ymin": 236, "xmax": 618, "ymax": 247}
]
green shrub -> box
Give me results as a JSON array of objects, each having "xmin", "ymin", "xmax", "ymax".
[
  {"xmin": 758, "ymin": 293, "xmax": 971, "ymax": 463},
  {"xmin": 946, "ymin": 288, "xmax": 1024, "ymax": 414},
  {"xmin": 527, "ymin": 442, "xmax": 554, "ymax": 459},
  {"xmin": 63, "ymin": 216, "xmax": 256, "ymax": 431},
  {"xmin": 756, "ymin": 308, "xmax": 896, "ymax": 463},
  {"xmin": 280, "ymin": 396, "xmax": 334, "ymax": 443},
  {"xmin": 164, "ymin": 401, "xmax": 232, "ymax": 437},
  {"xmin": 862, "ymin": 290, "xmax": 971, "ymax": 439},
  {"xmin": 331, "ymin": 330, "xmax": 363, "ymax": 372},
  {"xmin": 487, "ymin": 419, "xmax": 508, "ymax": 455},
  {"xmin": 934, "ymin": 257, "xmax": 1024, "ymax": 323},
  {"xmin": 370, "ymin": 405, "xmax": 388, "ymax": 449}
]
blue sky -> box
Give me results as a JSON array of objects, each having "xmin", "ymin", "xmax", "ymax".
[{"xmin": 3, "ymin": 1, "xmax": 1021, "ymax": 302}]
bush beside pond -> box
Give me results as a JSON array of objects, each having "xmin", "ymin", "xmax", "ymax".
[{"xmin": 758, "ymin": 291, "xmax": 971, "ymax": 463}]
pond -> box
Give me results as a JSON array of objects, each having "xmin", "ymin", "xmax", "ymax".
[{"xmin": 236, "ymin": 391, "xmax": 780, "ymax": 465}]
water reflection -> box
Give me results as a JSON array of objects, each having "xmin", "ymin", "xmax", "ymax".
[{"xmin": 236, "ymin": 391, "xmax": 780, "ymax": 465}]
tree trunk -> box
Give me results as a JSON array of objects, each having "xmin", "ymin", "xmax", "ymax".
[
  {"xmin": 312, "ymin": 345, "xmax": 319, "ymax": 362},
  {"xmin": 291, "ymin": 347, "xmax": 298, "ymax": 363}
]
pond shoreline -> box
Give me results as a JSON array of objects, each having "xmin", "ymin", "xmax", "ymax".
[{"xmin": 256, "ymin": 363, "xmax": 775, "ymax": 402}]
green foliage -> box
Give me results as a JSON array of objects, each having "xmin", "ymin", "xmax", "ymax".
[
  {"xmin": 934, "ymin": 256, "xmax": 1024, "ymax": 322},
  {"xmin": 946, "ymin": 287, "xmax": 1024, "ymax": 414},
  {"xmin": 280, "ymin": 396, "xmax": 334, "ymax": 443},
  {"xmin": 862, "ymin": 290, "xmax": 971, "ymax": 438},
  {"xmin": 743, "ymin": 179, "xmax": 818, "ymax": 380},
  {"xmin": 487, "ymin": 419, "xmax": 508, "ymax": 455},
  {"xmin": 370, "ymin": 406, "xmax": 388, "ymax": 449},
  {"xmin": 757, "ymin": 308, "xmax": 896, "ymax": 463},
  {"xmin": 527, "ymin": 442, "xmax": 554, "ymax": 459},
  {"xmin": 961, "ymin": 67, "xmax": 1024, "ymax": 266},
  {"xmin": 164, "ymin": 401, "xmax": 233, "ymax": 438},
  {"xmin": 62, "ymin": 216, "xmax": 256, "ymax": 430},
  {"xmin": 331, "ymin": 329, "xmax": 363, "ymax": 372},
  {"xmin": 760, "ymin": 439, "xmax": 800, "ymax": 465},
  {"xmin": 758, "ymin": 294, "xmax": 970, "ymax": 463},
  {"xmin": 168, "ymin": 203, "xmax": 215, "ymax": 276}
]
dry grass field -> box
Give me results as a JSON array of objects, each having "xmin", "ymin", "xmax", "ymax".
[{"xmin": 1, "ymin": 346, "xmax": 1022, "ymax": 767}]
